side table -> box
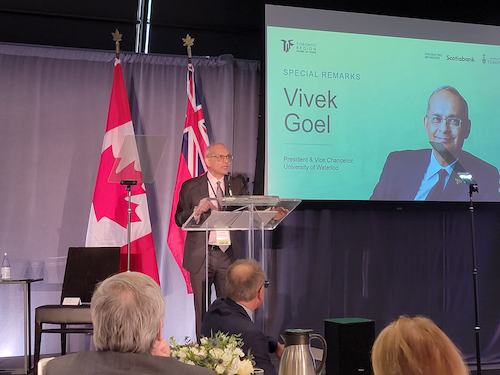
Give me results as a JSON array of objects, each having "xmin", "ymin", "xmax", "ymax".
[{"xmin": 1, "ymin": 278, "xmax": 43, "ymax": 374}]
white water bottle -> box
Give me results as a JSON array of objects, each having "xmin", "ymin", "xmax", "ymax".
[{"xmin": 1, "ymin": 253, "xmax": 11, "ymax": 280}]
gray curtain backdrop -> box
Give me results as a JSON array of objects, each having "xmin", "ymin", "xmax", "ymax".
[
  {"xmin": 0, "ymin": 42, "xmax": 260, "ymax": 356},
  {"xmin": 1, "ymin": 42, "xmax": 500, "ymax": 367}
]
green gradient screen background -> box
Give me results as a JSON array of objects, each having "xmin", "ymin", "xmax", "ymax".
[{"xmin": 266, "ymin": 26, "xmax": 500, "ymax": 200}]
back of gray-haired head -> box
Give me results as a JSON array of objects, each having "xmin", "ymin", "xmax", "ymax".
[
  {"xmin": 226, "ymin": 258, "xmax": 266, "ymax": 302},
  {"xmin": 91, "ymin": 271, "xmax": 165, "ymax": 354}
]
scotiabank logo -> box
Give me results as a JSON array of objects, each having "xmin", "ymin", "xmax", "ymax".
[{"xmin": 281, "ymin": 39, "xmax": 294, "ymax": 53}]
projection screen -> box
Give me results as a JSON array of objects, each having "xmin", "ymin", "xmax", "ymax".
[{"xmin": 265, "ymin": 4, "xmax": 500, "ymax": 202}]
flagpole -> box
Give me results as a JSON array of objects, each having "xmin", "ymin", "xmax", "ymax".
[
  {"xmin": 182, "ymin": 34, "xmax": 209, "ymax": 312},
  {"xmin": 112, "ymin": 29, "xmax": 122, "ymax": 60},
  {"xmin": 183, "ymin": 34, "xmax": 194, "ymax": 64},
  {"xmin": 86, "ymin": 29, "xmax": 159, "ymax": 282},
  {"xmin": 167, "ymin": 33, "xmax": 209, "ymax": 295},
  {"xmin": 112, "ymin": 29, "xmax": 135, "ymax": 272}
]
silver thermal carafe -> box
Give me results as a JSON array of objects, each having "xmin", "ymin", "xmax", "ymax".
[{"xmin": 278, "ymin": 329, "xmax": 327, "ymax": 375}]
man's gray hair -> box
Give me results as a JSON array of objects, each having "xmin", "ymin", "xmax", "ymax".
[
  {"xmin": 205, "ymin": 143, "xmax": 225, "ymax": 158},
  {"xmin": 91, "ymin": 271, "xmax": 165, "ymax": 354},
  {"xmin": 226, "ymin": 258, "xmax": 266, "ymax": 302}
]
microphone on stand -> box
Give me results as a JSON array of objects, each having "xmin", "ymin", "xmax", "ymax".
[{"xmin": 226, "ymin": 172, "xmax": 233, "ymax": 196}]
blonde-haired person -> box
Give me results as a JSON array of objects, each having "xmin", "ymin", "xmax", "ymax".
[{"xmin": 371, "ymin": 315, "xmax": 469, "ymax": 375}]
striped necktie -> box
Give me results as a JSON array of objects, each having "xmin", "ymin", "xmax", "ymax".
[{"xmin": 216, "ymin": 181, "xmax": 224, "ymax": 210}]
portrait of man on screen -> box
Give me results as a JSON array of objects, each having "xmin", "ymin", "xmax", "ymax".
[{"xmin": 370, "ymin": 85, "xmax": 500, "ymax": 201}]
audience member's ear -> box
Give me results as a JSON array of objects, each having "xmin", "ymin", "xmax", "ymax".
[
  {"xmin": 257, "ymin": 285, "xmax": 265, "ymax": 301},
  {"xmin": 151, "ymin": 338, "xmax": 170, "ymax": 357},
  {"xmin": 158, "ymin": 320, "xmax": 164, "ymax": 340},
  {"xmin": 151, "ymin": 321, "xmax": 170, "ymax": 357}
]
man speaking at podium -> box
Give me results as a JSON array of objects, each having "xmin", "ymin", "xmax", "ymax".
[
  {"xmin": 370, "ymin": 86, "xmax": 500, "ymax": 201},
  {"xmin": 175, "ymin": 143, "xmax": 248, "ymax": 339}
]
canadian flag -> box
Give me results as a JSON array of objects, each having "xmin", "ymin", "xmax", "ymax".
[{"xmin": 85, "ymin": 58, "xmax": 159, "ymax": 283}]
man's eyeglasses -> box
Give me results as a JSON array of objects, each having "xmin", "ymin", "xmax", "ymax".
[
  {"xmin": 263, "ymin": 280, "xmax": 270, "ymax": 289},
  {"xmin": 426, "ymin": 115, "xmax": 462, "ymax": 128},
  {"xmin": 209, "ymin": 155, "xmax": 233, "ymax": 162}
]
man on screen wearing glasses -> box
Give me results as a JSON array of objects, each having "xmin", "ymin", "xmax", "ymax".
[
  {"xmin": 175, "ymin": 143, "xmax": 248, "ymax": 340},
  {"xmin": 371, "ymin": 85, "xmax": 500, "ymax": 201}
]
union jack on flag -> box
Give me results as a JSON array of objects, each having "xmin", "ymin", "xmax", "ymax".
[{"xmin": 167, "ymin": 63, "xmax": 209, "ymax": 293}]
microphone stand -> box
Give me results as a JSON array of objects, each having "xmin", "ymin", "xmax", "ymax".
[
  {"xmin": 468, "ymin": 182, "xmax": 481, "ymax": 375},
  {"xmin": 120, "ymin": 180, "xmax": 138, "ymax": 271},
  {"xmin": 430, "ymin": 143, "xmax": 481, "ymax": 372}
]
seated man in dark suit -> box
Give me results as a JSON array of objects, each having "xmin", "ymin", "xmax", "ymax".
[
  {"xmin": 201, "ymin": 258, "xmax": 283, "ymax": 375},
  {"xmin": 45, "ymin": 272, "xmax": 214, "ymax": 375},
  {"xmin": 371, "ymin": 85, "xmax": 500, "ymax": 201}
]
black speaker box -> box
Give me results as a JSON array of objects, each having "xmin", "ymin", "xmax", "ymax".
[{"xmin": 324, "ymin": 318, "xmax": 375, "ymax": 375}]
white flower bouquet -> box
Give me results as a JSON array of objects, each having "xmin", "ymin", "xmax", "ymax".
[{"xmin": 170, "ymin": 331, "xmax": 254, "ymax": 375}]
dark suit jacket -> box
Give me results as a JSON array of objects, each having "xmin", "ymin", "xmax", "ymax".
[
  {"xmin": 201, "ymin": 297, "xmax": 278, "ymax": 375},
  {"xmin": 175, "ymin": 174, "xmax": 248, "ymax": 274},
  {"xmin": 370, "ymin": 149, "xmax": 500, "ymax": 201},
  {"xmin": 44, "ymin": 350, "xmax": 215, "ymax": 375}
]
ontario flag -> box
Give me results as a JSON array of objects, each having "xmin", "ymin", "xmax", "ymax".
[
  {"xmin": 167, "ymin": 62, "xmax": 209, "ymax": 293},
  {"xmin": 85, "ymin": 58, "xmax": 160, "ymax": 284}
]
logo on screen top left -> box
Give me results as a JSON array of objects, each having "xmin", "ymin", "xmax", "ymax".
[
  {"xmin": 279, "ymin": 38, "xmax": 317, "ymax": 54},
  {"xmin": 281, "ymin": 39, "xmax": 294, "ymax": 53}
]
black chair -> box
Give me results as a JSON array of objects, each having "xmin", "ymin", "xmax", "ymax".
[{"xmin": 34, "ymin": 247, "xmax": 120, "ymax": 370}]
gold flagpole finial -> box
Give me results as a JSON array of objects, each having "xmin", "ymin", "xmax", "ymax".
[
  {"xmin": 182, "ymin": 34, "xmax": 195, "ymax": 62},
  {"xmin": 112, "ymin": 29, "xmax": 123, "ymax": 58}
]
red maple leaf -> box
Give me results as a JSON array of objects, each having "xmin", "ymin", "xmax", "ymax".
[{"xmin": 92, "ymin": 146, "xmax": 146, "ymax": 228}]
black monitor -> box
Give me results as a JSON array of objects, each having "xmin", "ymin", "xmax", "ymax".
[{"xmin": 60, "ymin": 247, "xmax": 120, "ymax": 304}]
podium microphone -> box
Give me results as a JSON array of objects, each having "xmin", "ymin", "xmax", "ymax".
[
  {"xmin": 120, "ymin": 180, "xmax": 138, "ymax": 186},
  {"xmin": 226, "ymin": 172, "xmax": 233, "ymax": 196}
]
